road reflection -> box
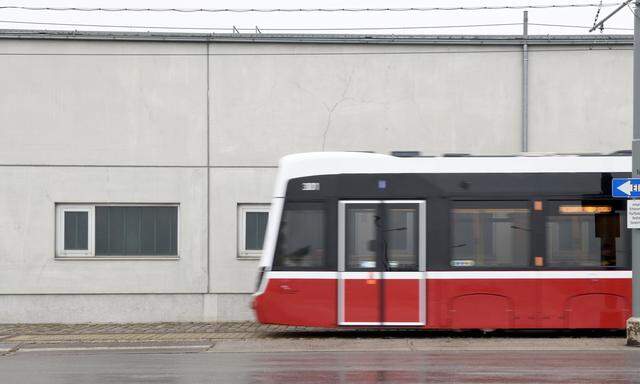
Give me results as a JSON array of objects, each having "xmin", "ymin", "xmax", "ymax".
[
  {"xmin": 1, "ymin": 348, "xmax": 639, "ymax": 383},
  {"xmin": 240, "ymin": 350, "xmax": 640, "ymax": 384}
]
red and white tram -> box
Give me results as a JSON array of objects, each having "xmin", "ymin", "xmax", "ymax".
[{"xmin": 252, "ymin": 152, "xmax": 632, "ymax": 329}]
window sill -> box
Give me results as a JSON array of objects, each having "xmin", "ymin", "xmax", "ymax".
[
  {"xmin": 237, "ymin": 255, "xmax": 261, "ymax": 261},
  {"xmin": 55, "ymin": 256, "xmax": 180, "ymax": 261}
]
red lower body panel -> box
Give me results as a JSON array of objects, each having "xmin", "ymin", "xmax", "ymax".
[
  {"xmin": 341, "ymin": 279, "xmax": 422, "ymax": 324},
  {"xmin": 254, "ymin": 278, "xmax": 337, "ymax": 327},
  {"xmin": 383, "ymin": 279, "xmax": 421, "ymax": 324},
  {"xmin": 343, "ymin": 279, "xmax": 380, "ymax": 323},
  {"xmin": 253, "ymin": 276, "xmax": 631, "ymax": 329},
  {"xmin": 539, "ymin": 279, "xmax": 630, "ymax": 328}
]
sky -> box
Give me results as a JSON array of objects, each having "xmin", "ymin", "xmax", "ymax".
[{"xmin": 0, "ymin": 0, "xmax": 635, "ymax": 35}]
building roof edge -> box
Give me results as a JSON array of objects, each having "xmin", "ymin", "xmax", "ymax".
[{"xmin": 0, "ymin": 29, "xmax": 634, "ymax": 45}]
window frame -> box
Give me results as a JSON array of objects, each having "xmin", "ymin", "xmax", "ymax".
[
  {"xmin": 56, "ymin": 205, "xmax": 95, "ymax": 257},
  {"xmin": 448, "ymin": 199, "xmax": 533, "ymax": 270},
  {"xmin": 55, "ymin": 203, "xmax": 180, "ymax": 260},
  {"xmin": 237, "ymin": 203, "xmax": 270, "ymax": 260},
  {"xmin": 542, "ymin": 199, "xmax": 629, "ymax": 270}
]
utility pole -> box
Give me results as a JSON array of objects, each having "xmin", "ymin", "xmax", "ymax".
[
  {"xmin": 631, "ymin": 0, "xmax": 640, "ymax": 346},
  {"xmin": 522, "ymin": 10, "xmax": 529, "ymax": 153},
  {"xmin": 591, "ymin": 0, "xmax": 639, "ymax": 346}
]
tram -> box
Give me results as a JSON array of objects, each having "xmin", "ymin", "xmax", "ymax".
[{"xmin": 252, "ymin": 151, "xmax": 632, "ymax": 329}]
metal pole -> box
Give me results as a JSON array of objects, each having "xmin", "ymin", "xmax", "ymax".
[
  {"xmin": 633, "ymin": 0, "xmax": 640, "ymax": 319},
  {"xmin": 522, "ymin": 10, "xmax": 529, "ymax": 153},
  {"xmin": 590, "ymin": 0, "xmax": 633, "ymax": 32}
]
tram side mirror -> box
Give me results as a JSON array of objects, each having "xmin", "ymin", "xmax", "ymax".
[{"xmin": 367, "ymin": 240, "xmax": 377, "ymax": 252}]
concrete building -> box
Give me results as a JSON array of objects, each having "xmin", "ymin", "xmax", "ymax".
[{"xmin": 0, "ymin": 30, "xmax": 634, "ymax": 323}]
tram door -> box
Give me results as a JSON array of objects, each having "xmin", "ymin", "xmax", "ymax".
[{"xmin": 338, "ymin": 200, "xmax": 426, "ymax": 326}]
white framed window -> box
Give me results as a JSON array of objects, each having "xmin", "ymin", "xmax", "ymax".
[
  {"xmin": 56, "ymin": 205, "xmax": 95, "ymax": 257},
  {"xmin": 238, "ymin": 204, "xmax": 270, "ymax": 259},
  {"xmin": 56, "ymin": 204, "xmax": 179, "ymax": 258}
]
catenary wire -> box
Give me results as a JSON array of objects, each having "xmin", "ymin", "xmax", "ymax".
[
  {"xmin": 0, "ymin": 20, "xmax": 632, "ymax": 31},
  {"xmin": 530, "ymin": 22, "xmax": 631, "ymax": 29},
  {"xmin": 0, "ymin": 2, "xmax": 623, "ymax": 13},
  {"xmin": 0, "ymin": 20, "xmax": 524, "ymax": 30}
]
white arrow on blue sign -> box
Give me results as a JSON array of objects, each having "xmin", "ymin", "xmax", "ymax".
[{"xmin": 612, "ymin": 178, "xmax": 640, "ymax": 198}]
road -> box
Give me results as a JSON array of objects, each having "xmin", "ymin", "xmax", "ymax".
[{"xmin": 2, "ymin": 340, "xmax": 640, "ymax": 384}]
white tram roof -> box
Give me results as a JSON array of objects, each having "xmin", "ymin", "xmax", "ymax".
[{"xmin": 273, "ymin": 152, "xmax": 630, "ymax": 197}]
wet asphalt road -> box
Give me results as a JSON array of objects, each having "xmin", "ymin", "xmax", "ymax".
[{"xmin": 2, "ymin": 349, "xmax": 640, "ymax": 384}]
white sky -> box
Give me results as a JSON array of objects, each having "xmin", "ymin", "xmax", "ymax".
[{"xmin": 0, "ymin": 0, "xmax": 634, "ymax": 35}]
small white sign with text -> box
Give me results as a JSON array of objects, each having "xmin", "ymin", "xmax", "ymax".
[{"xmin": 627, "ymin": 200, "xmax": 640, "ymax": 229}]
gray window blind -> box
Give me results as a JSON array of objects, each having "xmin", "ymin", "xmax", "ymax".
[
  {"xmin": 245, "ymin": 211, "xmax": 268, "ymax": 250},
  {"xmin": 64, "ymin": 211, "xmax": 88, "ymax": 250},
  {"xmin": 95, "ymin": 206, "xmax": 177, "ymax": 256}
]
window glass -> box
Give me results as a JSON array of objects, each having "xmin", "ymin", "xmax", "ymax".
[
  {"xmin": 64, "ymin": 211, "xmax": 88, "ymax": 250},
  {"xmin": 546, "ymin": 201, "xmax": 627, "ymax": 267},
  {"xmin": 451, "ymin": 202, "xmax": 530, "ymax": 268},
  {"xmin": 95, "ymin": 206, "xmax": 177, "ymax": 256},
  {"xmin": 245, "ymin": 211, "xmax": 269, "ymax": 250},
  {"xmin": 346, "ymin": 206, "xmax": 377, "ymax": 270},
  {"xmin": 386, "ymin": 206, "xmax": 419, "ymax": 271},
  {"xmin": 274, "ymin": 203, "xmax": 325, "ymax": 268}
]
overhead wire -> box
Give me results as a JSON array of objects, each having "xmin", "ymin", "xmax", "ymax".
[
  {"xmin": 530, "ymin": 22, "xmax": 631, "ymax": 29},
  {"xmin": 0, "ymin": 20, "xmax": 632, "ymax": 32},
  {"xmin": 0, "ymin": 2, "xmax": 623, "ymax": 13},
  {"xmin": 0, "ymin": 20, "xmax": 526, "ymax": 31},
  {"xmin": 0, "ymin": 2, "xmax": 631, "ymax": 36},
  {"xmin": 0, "ymin": 2, "xmax": 631, "ymax": 33}
]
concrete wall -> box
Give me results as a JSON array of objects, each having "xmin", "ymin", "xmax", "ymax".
[
  {"xmin": 528, "ymin": 48, "xmax": 632, "ymax": 153},
  {"xmin": 0, "ymin": 40, "xmax": 207, "ymax": 166},
  {"xmin": 0, "ymin": 36, "xmax": 633, "ymax": 323},
  {"xmin": 210, "ymin": 43, "xmax": 523, "ymax": 165},
  {"xmin": 0, "ymin": 167, "xmax": 207, "ymax": 294},
  {"xmin": 0, "ymin": 293, "xmax": 251, "ymax": 323},
  {"xmin": 209, "ymin": 168, "xmax": 276, "ymax": 294}
]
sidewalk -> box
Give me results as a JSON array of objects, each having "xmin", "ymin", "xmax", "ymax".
[
  {"xmin": 0, "ymin": 322, "xmax": 312, "ymax": 344},
  {"xmin": 0, "ymin": 322, "xmax": 632, "ymax": 354}
]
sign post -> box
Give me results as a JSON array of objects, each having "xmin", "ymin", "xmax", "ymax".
[
  {"xmin": 591, "ymin": 0, "xmax": 640, "ymax": 347},
  {"xmin": 629, "ymin": 0, "xmax": 640, "ymax": 346},
  {"xmin": 630, "ymin": 0, "xmax": 640, "ymax": 347}
]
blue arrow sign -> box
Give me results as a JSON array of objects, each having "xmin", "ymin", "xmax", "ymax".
[{"xmin": 612, "ymin": 178, "xmax": 640, "ymax": 198}]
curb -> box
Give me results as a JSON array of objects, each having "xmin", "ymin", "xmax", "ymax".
[
  {"xmin": 1, "ymin": 332, "xmax": 256, "ymax": 344},
  {"xmin": 15, "ymin": 341, "xmax": 215, "ymax": 353},
  {"xmin": 0, "ymin": 343, "xmax": 21, "ymax": 355}
]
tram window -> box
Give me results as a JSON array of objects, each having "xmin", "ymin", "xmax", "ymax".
[
  {"xmin": 346, "ymin": 206, "xmax": 378, "ymax": 270},
  {"xmin": 450, "ymin": 202, "xmax": 530, "ymax": 268},
  {"xmin": 546, "ymin": 201, "xmax": 628, "ymax": 268},
  {"xmin": 273, "ymin": 203, "xmax": 326, "ymax": 268},
  {"xmin": 386, "ymin": 207, "xmax": 419, "ymax": 271}
]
